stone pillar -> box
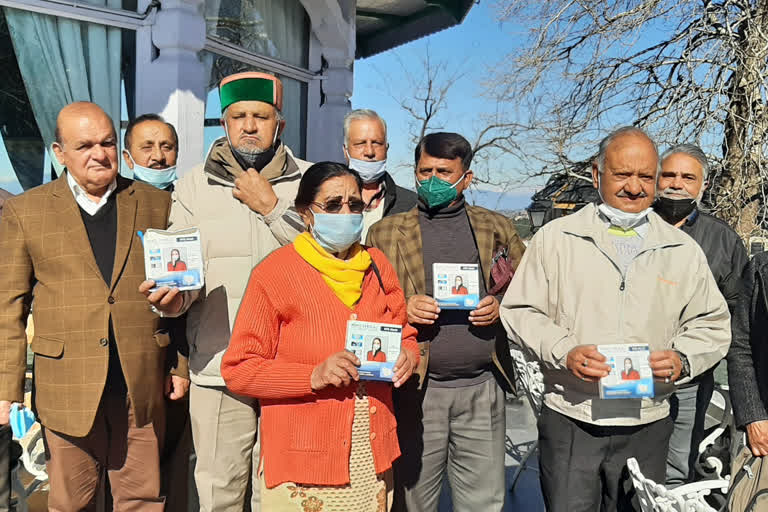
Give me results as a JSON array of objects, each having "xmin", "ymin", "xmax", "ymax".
[
  {"xmin": 300, "ymin": 0, "xmax": 355, "ymax": 163},
  {"xmin": 134, "ymin": 0, "xmax": 207, "ymax": 174}
]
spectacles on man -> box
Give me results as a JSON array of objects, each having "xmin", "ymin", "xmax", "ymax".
[{"xmin": 312, "ymin": 199, "xmax": 365, "ymax": 214}]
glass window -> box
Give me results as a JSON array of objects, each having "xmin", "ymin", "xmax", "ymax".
[
  {"xmin": 201, "ymin": 52, "xmax": 307, "ymax": 158},
  {"xmin": 204, "ymin": 0, "xmax": 309, "ymax": 68},
  {"xmin": 0, "ymin": 8, "xmax": 133, "ymax": 192}
]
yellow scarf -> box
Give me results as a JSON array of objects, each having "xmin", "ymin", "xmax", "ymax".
[{"xmin": 293, "ymin": 232, "xmax": 372, "ymax": 308}]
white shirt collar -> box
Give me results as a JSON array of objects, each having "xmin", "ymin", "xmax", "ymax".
[{"xmin": 66, "ymin": 171, "xmax": 117, "ymax": 216}]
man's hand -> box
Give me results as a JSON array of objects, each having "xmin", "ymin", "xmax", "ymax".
[
  {"xmin": 407, "ymin": 295, "xmax": 440, "ymax": 325},
  {"xmin": 469, "ymin": 296, "xmax": 500, "ymax": 326},
  {"xmin": 649, "ymin": 350, "xmax": 682, "ymax": 382},
  {"xmin": 392, "ymin": 350, "xmax": 417, "ymax": 388},
  {"xmin": 311, "ymin": 351, "xmax": 360, "ymax": 391},
  {"xmin": 747, "ymin": 420, "xmax": 768, "ymax": 456},
  {"xmin": 566, "ymin": 345, "xmax": 611, "ymax": 382},
  {"xmin": 165, "ymin": 375, "xmax": 190, "ymax": 400},
  {"xmin": 0, "ymin": 401, "xmax": 11, "ymax": 425},
  {"xmin": 139, "ymin": 280, "xmax": 183, "ymax": 315},
  {"xmin": 233, "ymin": 169, "xmax": 278, "ymax": 216}
]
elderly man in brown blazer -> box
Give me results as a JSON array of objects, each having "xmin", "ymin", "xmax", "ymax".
[{"xmin": 0, "ymin": 102, "xmax": 188, "ymax": 511}]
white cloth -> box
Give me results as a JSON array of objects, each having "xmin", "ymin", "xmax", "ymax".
[
  {"xmin": 66, "ymin": 171, "xmax": 117, "ymax": 216},
  {"xmin": 362, "ymin": 199, "xmax": 385, "ymax": 243}
]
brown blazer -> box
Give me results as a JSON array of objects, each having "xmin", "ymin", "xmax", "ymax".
[
  {"xmin": 0, "ymin": 174, "xmax": 187, "ymax": 437},
  {"xmin": 366, "ymin": 204, "xmax": 526, "ymax": 393}
]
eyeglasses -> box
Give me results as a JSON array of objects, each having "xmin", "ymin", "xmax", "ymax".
[{"xmin": 312, "ymin": 199, "xmax": 365, "ymax": 214}]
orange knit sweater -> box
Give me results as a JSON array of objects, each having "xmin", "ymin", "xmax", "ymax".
[{"xmin": 221, "ymin": 244, "xmax": 419, "ymax": 488}]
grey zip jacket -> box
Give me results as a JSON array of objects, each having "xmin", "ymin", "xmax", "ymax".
[{"xmin": 500, "ymin": 203, "xmax": 731, "ymax": 426}]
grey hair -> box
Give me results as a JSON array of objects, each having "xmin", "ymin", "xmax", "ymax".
[
  {"xmin": 595, "ymin": 126, "xmax": 661, "ymax": 175},
  {"xmin": 660, "ymin": 143, "xmax": 709, "ymax": 181},
  {"xmin": 343, "ymin": 109, "xmax": 387, "ymax": 146}
]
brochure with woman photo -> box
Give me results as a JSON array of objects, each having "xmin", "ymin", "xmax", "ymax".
[
  {"xmin": 598, "ymin": 344, "xmax": 654, "ymax": 399},
  {"xmin": 345, "ymin": 320, "xmax": 402, "ymax": 382},
  {"xmin": 142, "ymin": 228, "xmax": 204, "ymax": 291},
  {"xmin": 432, "ymin": 263, "xmax": 481, "ymax": 309}
]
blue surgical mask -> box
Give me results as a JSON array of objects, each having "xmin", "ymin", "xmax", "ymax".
[
  {"xmin": 311, "ymin": 213, "xmax": 364, "ymax": 254},
  {"xmin": 347, "ymin": 154, "xmax": 387, "ymax": 184},
  {"xmin": 126, "ymin": 152, "xmax": 177, "ymax": 190}
]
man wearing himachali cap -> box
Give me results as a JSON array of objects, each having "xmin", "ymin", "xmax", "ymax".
[{"xmin": 141, "ymin": 71, "xmax": 312, "ymax": 511}]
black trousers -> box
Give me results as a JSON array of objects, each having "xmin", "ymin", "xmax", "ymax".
[
  {"xmin": 0, "ymin": 425, "xmax": 10, "ymax": 512},
  {"xmin": 538, "ymin": 406, "xmax": 673, "ymax": 512}
]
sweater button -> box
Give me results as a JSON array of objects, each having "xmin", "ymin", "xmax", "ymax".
[
  {"xmin": 369, "ymin": 432, "xmax": 376, "ymax": 441},
  {"xmin": 350, "ymin": 313, "xmax": 358, "ymax": 320},
  {"xmin": 369, "ymin": 406, "xmax": 377, "ymax": 414},
  {"xmin": 99, "ymin": 338, "xmax": 108, "ymax": 347},
  {"xmin": 108, "ymin": 296, "xmax": 115, "ymax": 304}
]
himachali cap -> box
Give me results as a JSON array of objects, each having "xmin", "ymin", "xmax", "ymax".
[{"xmin": 219, "ymin": 72, "xmax": 283, "ymax": 113}]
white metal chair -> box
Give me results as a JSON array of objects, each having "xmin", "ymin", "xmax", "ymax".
[
  {"xmin": 628, "ymin": 457, "xmax": 729, "ymax": 512},
  {"xmin": 508, "ymin": 345, "xmax": 545, "ymax": 492}
]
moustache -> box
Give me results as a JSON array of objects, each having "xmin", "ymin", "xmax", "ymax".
[
  {"xmin": 616, "ymin": 189, "xmax": 649, "ymax": 198},
  {"xmin": 659, "ymin": 187, "xmax": 695, "ymax": 200}
]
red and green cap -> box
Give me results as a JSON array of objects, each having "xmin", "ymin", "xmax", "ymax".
[{"xmin": 219, "ymin": 72, "xmax": 283, "ymax": 113}]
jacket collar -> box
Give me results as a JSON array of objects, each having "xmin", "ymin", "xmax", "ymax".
[
  {"xmin": 562, "ymin": 203, "xmax": 686, "ymax": 271},
  {"xmin": 51, "ymin": 174, "xmax": 138, "ymax": 290},
  {"xmin": 203, "ymin": 137, "xmax": 299, "ymax": 187},
  {"xmin": 382, "ymin": 172, "xmax": 397, "ymax": 215}
]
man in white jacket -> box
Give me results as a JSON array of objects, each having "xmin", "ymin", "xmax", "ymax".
[
  {"xmin": 143, "ymin": 72, "xmax": 310, "ymax": 511},
  {"xmin": 500, "ymin": 126, "xmax": 730, "ymax": 512}
]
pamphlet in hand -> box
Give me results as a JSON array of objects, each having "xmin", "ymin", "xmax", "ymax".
[
  {"xmin": 345, "ymin": 320, "xmax": 402, "ymax": 382},
  {"xmin": 142, "ymin": 228, "xmax": 204, "ymax": 291},
  {"xmin": 432, "ymin": 263, "xmax": 480, "ymax": 310},
  {"xmin": 598, "ymin": 344, "xmax": 654, "ymax": 399}
]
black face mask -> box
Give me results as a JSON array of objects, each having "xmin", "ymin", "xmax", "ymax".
[
  {"xmin": 232, "ymin": 145, "xmax": 276, "ymax": 171},
  {"xmin": 654, "ymin": 196, "xmax": 697, "ymax": 224}
]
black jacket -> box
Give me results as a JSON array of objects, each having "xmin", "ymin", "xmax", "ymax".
[
  {"xmin": 382, "ymin": 172, "xmax": 418, "ymax": 216},
  {"xmin": 680, "ymin": 209, "xmax": 748, "ymax": 311},
  {"xmin": 729, "ymin": 253, "xmax": 768, "ymax": 428},
  {"xmin": 679, "ymin": 210, "xmax": 747, "ymax": 390}
]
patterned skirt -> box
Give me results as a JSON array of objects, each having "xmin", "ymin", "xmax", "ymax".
[{"xmin": 260, "ymin": 383, "xmax": 393, "ymax": 512}]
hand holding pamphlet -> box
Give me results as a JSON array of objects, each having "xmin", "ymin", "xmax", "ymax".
[
  {"xmin": 598, "ymin": 344, "xmax": 654, "ymax": 399},
  {"xmin": 142, "ymin": 228, "xmax": 204, "ymax": 291},
  {"xmin": 345, "ymin": 320, "xmax": 402, "ymax": 382},
  {"xmin": 432, "ymin": 263, "xmax": 480, "ymax": 310}
]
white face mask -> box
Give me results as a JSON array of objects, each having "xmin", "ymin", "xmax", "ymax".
[
  {"xmin": 125, "ymin": 152, "xmax": 177, "ymax": 190},
  {"xmin": 597, "ymin": 173, "xmax": 653, "ymax": 230},
  {"xmin": 345, "ymin": 151, "xmax": 387, "ymax": 184}
]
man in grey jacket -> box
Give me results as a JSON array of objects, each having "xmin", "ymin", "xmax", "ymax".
[
  {"xmin": 143, "ymin": 71, "xmax": 310, "ymax": 511},
  {"xmin": 501, "ymin": 127, "xmax": 731, "ymax": 511}
]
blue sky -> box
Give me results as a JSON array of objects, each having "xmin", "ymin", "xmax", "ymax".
[
  {"xmin": 351, "ymin": 1, "xmax": 536, "ymax": 210},
  {"xmin": 0, "ymin": 2, "xmax": 537, "ymax": 209}
]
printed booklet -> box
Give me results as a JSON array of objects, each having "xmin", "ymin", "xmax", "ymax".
[
  {"xmin": 432, "ymin": 263, "xmax": 480, "ymax": 310},
  {"xmin": 598, "ymin": 344, "xmax": 654, "ymax": 399},
  {"xmin": 142, "ymin": 228, "xmax": 204, "ymax": 291},
  {"xmin": 345, "ymin": 320, "xmax": 402, "ymax": 382}
]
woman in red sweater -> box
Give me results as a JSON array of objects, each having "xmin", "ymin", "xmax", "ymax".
[{"xmin": 222, "ymin": 162, "xmax": 419, "ymax": 512}]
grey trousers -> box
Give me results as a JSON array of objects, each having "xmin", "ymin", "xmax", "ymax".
[
  {"xmin": 666, "ymin": 384, "xmax": 699, "ymax": 487},
  {"xmin": 394, "ymin": 377, "xmax": 506, "ymax": 512},
  {"xmin": 666, "ymin": 370, "xmax": 715, "ymax": 487},
  {"xmin": 189, "ymin": 383, "xmax": 260, "ymax": 512}
]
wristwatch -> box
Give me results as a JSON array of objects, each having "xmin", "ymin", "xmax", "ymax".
[{"xmin": 675, "ymin": 350, "xmax": 691, "ymax": 379}]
